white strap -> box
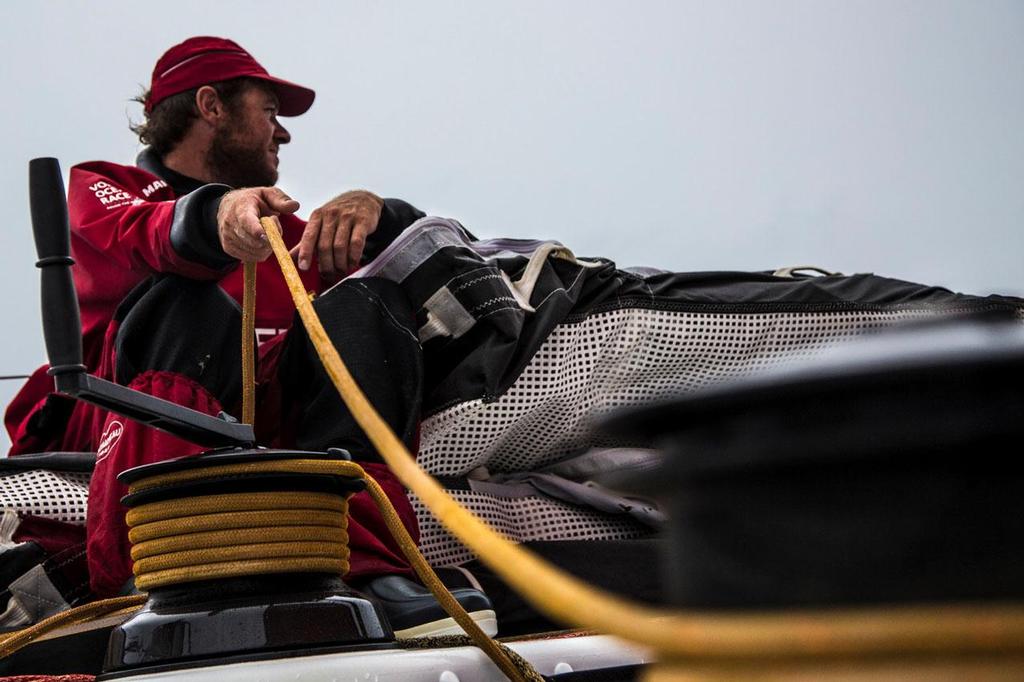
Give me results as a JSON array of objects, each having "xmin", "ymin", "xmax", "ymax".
[
  {"xmin": 0, "ymin": 508, "xmax": 20, "ymax": 549},
  {"xmin": 772, "ymin": 265, "xmax": 840, "ymax": 278},
  {"xmin": 506, "ymin": 242, "xmax": 602, "ymax": 313}
]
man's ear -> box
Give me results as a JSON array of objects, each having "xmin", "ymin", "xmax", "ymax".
[{"xmin": 195, "ymin": 86, "xmax": 225, "ymax": 124}]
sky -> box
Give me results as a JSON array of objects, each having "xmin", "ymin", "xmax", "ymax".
[{"xmin": 1, "ymin": 0, "xmax": 1022, "ymax": 453}]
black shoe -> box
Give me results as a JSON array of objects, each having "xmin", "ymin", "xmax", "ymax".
[{"xmin": 360, "ymin": 572, "xmax": 497, "ymax": 639}]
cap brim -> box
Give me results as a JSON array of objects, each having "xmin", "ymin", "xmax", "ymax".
[{"xmin": 261, "ymin": 75, "xmax": 316, "ymax": 117}]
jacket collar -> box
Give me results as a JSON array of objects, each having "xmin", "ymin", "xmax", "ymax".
[{"xmin": 136, "ymin": 147, "xmax": 205, "ymax": 196}]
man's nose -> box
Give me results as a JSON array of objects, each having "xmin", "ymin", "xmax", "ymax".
[{"xmin": 275, "ymin": 120, "xmax": 291, "ymax": 144}]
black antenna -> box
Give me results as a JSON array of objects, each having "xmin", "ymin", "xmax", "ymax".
[{"xmin": 29, "ymin": 157, "xmax": 254, "ymax": 448}]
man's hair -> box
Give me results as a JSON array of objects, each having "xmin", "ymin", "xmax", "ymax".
[{"xmin": 130, "ymin": 77, "xmax": 262, "ymax": 155}]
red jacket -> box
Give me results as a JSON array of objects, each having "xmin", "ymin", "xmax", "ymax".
[
  {"xmin": 70, "ymin": 160, "xmax": 323, "ymax": 364},
  {"xmin": 6, "ymin": 151, "xmax": 423, "ymax": 453}
]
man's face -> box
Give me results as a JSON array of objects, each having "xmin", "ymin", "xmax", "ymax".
[{"xmin": 206, "ymin": 84, "xmax": 291, "ymax": 188}]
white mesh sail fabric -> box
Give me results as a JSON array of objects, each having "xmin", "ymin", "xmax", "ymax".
[
  {"xmin": 0, "ymin": 470, "xmax": 91, "ymax": 524},
  {"xmin": 417, "ymin": 307, "xmax": 943, "ymax": 477},
  {"xmin": 410, "ymin": 489, "xmax": 651, "ymax": 567},
  {"xmin": 412, "ymin": 306, "xmax": 966, "ymax": 565}
]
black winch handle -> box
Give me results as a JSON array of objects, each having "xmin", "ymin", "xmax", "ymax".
[
  {"xmin": 30, "ymin": 157, "xmax": 86, "ymax": 377},
  {"xmin": 27, "ymin": 157, "xmax": 254, "ymax": 448}
]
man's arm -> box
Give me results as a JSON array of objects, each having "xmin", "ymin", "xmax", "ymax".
[{"xmin": 70, "ymin": 163, "xmax": 233, "ymax": 279}]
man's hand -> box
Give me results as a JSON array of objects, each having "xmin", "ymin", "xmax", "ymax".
[
  {"xmin": 292, "ymin": 190, "xmax": 384, "ymax": 277},
  {"xmin": 217, "ymin": 187, "xmax": 300, "ymax": 262}
]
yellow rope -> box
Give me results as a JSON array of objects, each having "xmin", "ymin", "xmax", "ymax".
[
  {"xmin": 241, "ymin": 260, "xmax": 256, "ymax": 426},
  {"xmin": 128, "ymin": 509, "xmax": 343, "ymax": 543},
  {"xmin": 125, "ymin": 490, "xmax": 344, "ymax": 524},
  {"xmin": 0, "ymin": 595, "xmax": 146, "ymax": 659},
  {"xmin": 130, "ymin": 525, "xmax": 347, "ymax": 560},
  {"xmin": 260, "ymin": 214, "xmax": 1024, "ymax": 662},
  {"xmin": 127, "ymin": 459, "xmax": 359, "ymax": 490}
]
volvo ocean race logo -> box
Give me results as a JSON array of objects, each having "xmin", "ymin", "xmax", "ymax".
[{"xmin": 96, "ymin": 421, "xmax": 124, "ymax": 462}]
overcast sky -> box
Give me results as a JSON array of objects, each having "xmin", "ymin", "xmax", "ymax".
[{"xmin": 2, "ymin": 1, "xmax": 1022, "ymax": 453}]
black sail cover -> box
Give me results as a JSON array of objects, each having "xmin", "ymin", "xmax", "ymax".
[
  {"xmin": 350, "ymin": 217, "xmax": 1022, "ymax": 421},
  {"xmin": 344, "ymin": 218, "xmax": 1024, "ymax": 567}
]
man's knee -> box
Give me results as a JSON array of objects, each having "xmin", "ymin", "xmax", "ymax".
[{"xmin": 279, "ymin": 277, "xmax": 423, "ymax": 454}]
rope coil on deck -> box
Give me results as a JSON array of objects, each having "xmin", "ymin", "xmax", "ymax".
[
  {"xmin": 125, "ymin": 461, "xmax": 356, "ymax": 590},
  {"xmin": 124, "ymin": 463, "xmax": 360, "ymax": 591},
  {"xmin": 122, "ymin": 454, "xmax": 540, "ymax": 682}
]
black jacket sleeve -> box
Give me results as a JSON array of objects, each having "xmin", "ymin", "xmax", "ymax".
[{"xmin": 168, "ymin": 185, "xmax": 236, "ymax": 270}]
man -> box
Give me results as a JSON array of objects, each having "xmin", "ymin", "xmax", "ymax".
[{"xmin": 5, "ymin": 36, "xmax": 490, "ymax": 636}]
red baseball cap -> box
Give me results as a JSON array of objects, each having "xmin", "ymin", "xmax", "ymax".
[{"xmin": 146, "ymin": 36, "xmax": 315, "ymax": 116}]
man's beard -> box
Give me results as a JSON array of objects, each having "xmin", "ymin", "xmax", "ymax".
[{"xmin": 206, "ymin": 123, "xmax": 278, "ymax": 188}]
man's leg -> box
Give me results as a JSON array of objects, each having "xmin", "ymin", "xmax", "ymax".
[
  {"xmin": 275, "ymin": 277, "xmax": 424, "ymax": 581},
  {"xmin": 86, "ymin": 275, "xmax": 243, "ymax": 596}
]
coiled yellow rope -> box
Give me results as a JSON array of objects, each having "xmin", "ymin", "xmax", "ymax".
[
  {"xmin": 127, "ymin": 489, "xmax": 350, "ymax": 590},
  {"xmin": 122, "ymin": 462, "xmax": 362, "ymax": 591},
  {"xmin": 123, "ymin": 455, "xmax": 538, "ymax": 682}
]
